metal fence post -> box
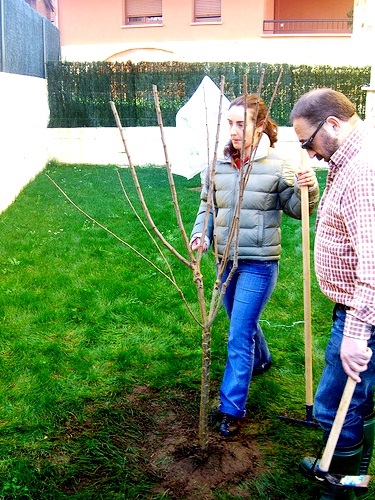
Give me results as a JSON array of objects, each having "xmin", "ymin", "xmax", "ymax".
[
  {"xmin": 42, "ymin": 17, "xmax": 46, "ymax": 78},
  {"xmin": 0, "ymin": 0, "xmax": 5, "ymax": 72}
]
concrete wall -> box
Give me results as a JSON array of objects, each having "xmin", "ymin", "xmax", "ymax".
[
  {"xmin": 0, "ymin": 73, "xmax": 50, "ymax": 214},
  {"xmin": 46, "ymin": 126, "xmax": 321, "ymax": 173},
  {"xmin": 46, "ymin": 127, "xmax": 176, "ymax": 167}
]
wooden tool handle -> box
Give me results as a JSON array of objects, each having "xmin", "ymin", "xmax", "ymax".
[
  {"xmin": 301, "ymin": 184, "xmax": 313, "ymax": 407},
  {"xmin": 319, "ymin": 377, "xmax": 357, "ymax": 473},
  {"xmin": 300, "ymin": 150, "xmax": 313, "ymax": 409}
]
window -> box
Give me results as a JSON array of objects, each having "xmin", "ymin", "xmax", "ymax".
[
  {"xmin": 124, "ymin": 0, "xmax": 162, "ymax": 26},
  {"xmin": 194, "ymin": 0, "xmax": 221, "ymax": 23}
]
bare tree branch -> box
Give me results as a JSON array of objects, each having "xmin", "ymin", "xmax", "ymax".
[
  {"xmin": 110, "ymin": 101, "xmax": 192, "ymax": 268},
  {"xmin": 152, "ymin": 85, "xmax": 193, "ymax": 259}
]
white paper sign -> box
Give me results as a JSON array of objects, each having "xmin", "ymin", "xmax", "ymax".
[{"xmin": 171, "ymin": 76, "xmax": 230, "ymax": 179}]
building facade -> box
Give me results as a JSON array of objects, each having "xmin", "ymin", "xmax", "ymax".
[
  {"xmin": 23, "ymin": 0, "xmax": 56, "ymax": 22},
  {"xmin": 54, "ymin": 0, "xmax": 374, "ymax": 67}
]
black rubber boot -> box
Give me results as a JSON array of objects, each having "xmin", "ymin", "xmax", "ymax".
[
  {"xmin": 355, "ymin": 415, "xmax": 375, "ymax": 497},
  {"xmin": 300, "ymin": 443, "xmax": 363, "ymax": 499},
  {"xmin": 359, "ymin": 414, "xmax": 375, "ymax": 475}
]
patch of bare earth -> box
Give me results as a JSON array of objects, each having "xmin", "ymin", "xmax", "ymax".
[{"xmin": 131, "ymin": 386, "xmax": 267, "ymax": 499}]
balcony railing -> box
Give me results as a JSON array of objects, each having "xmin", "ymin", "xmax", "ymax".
[{"xmin": 263, "ymin": 19, "xmax": 352, "ymax": 35}]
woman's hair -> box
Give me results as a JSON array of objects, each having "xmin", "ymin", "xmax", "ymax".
[
  {"xmin": 290, "ymin": 88, "xmax": 356, "ymax": 125},
  {"xmin": 223, "ymin": 94, "xmax": 278, "ymax": 159}
]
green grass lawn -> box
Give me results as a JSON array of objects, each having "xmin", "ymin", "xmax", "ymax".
[{"xmin": 0, "ymin": 162, "xmax": 373, "ymax": 499}]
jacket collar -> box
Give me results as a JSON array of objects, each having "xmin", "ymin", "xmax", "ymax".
[{"xmin": 218, "ymin": 133, "xmax": 271, "ymax": 163}]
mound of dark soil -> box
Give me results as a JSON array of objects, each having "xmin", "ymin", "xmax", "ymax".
[{"xmin": 130, "ymin": 386, "xmax": 266, "ymax": 499}]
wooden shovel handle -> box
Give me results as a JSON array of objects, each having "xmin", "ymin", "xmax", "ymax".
[
  {"xmin": 319, "ymin": 376, "xmax": 357, "ymax": 473},
  {"xmin": 301, "ymin": 184, "xmax": 313, "ymax": 407},
  {"xmin": 300, "ymin": 150, "xmax": 313, "ymax": 409}
]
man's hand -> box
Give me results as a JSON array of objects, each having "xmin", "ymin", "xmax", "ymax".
[{"xmin": 340, "ymin": 336, "xmax": 372, "ymax": 382}]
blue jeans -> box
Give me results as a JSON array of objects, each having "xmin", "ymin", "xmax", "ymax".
[
  {"xmin": 314, "ymin": 304, "xmax": 375, "ymax": 448},
  {"xmin": 218, "ymin": 260, "xmax": 279, "ymax": 418}
]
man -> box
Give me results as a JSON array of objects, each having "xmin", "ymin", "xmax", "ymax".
[{"xmin": 290, "ymin": 88, "xmax": 375, "ymax": 500}]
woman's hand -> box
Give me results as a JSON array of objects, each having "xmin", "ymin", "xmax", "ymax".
[
  {"xmin": 297, "ymin": 168, "xmax": 317, "ymax": 188},
  {"xmin": 191, "ymin": 237, "xmax": 208, "ymax": 252}
]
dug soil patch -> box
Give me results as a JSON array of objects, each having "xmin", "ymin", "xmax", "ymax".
[{"xmin": 131, "ymin": 386, "xmax": 267, "ymax": 499}]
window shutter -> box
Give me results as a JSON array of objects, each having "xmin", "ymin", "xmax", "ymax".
[
  {"xmin": 126, "ymin": 0, "xmax": 162, "ymax": 17},
  {"xmin": 194, "ymin": 0, "xmax": 221, "ymax": 18}
]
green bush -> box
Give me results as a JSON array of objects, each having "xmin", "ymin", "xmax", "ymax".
[{"xmin": 46, "ymin": 61, "xmax": 370, "ymax": 128}]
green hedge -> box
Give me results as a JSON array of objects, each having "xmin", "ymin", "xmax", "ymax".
[{"xmin": 46, "ymin": 61, "xmax": 370, "ymax": 128}]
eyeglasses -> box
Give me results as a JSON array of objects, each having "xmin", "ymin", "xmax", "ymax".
[{"xmin": 301, "ymin": 120, "xmax": 326, "ymax": 150}]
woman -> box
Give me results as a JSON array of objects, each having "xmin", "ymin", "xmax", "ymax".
[{"xmin": 190, "ymin": 94, "xmax": 320, "ymax": 437}]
